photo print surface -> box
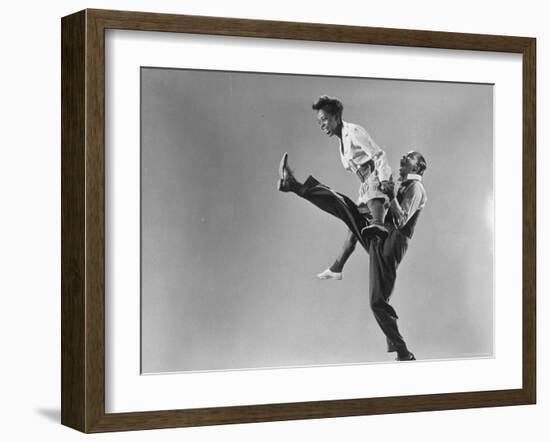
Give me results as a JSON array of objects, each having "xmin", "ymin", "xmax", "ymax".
[{"xmin": 140, "ymin": 67, "xmax": 494, "ymax": 374}]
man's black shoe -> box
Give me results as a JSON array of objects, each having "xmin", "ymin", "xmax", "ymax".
[
  {"xmin": 396, "ymin": 351, "xmax": 416, "ymax": 361},
  {"xmin": 277, "ymin": 152, "xmax": 297, "ymax": 192}
]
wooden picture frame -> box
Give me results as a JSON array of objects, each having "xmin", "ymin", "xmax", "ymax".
[{"xmin": 61, "ymin": 8, "xmax": 536, "ymax": 433}]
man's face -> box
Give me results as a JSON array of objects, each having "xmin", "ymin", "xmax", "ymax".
[
  {"xmin": 399, "ymin": 153, "xmax": 419, "ymax": 178},
  {"xmin": 316, "ymin": 109, "xmax": 340, "ymax": 137}
]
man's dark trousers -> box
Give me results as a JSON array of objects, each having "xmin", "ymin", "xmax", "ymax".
[{"xmin": 294, "ymin": 176, "xmax": 410, "ymax": 354}]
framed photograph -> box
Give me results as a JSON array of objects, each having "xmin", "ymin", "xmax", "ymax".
[{"xmin": 61, "ymin": 9, "xmax": 536, "ymax": 433}]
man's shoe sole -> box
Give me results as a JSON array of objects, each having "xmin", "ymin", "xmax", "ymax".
[
  {"xmin": 277, "ymin": 152, "xmax": 289, "ymax": 191},
  {"xmin": 279, "ymin": 152, "xmax": 288, "ymax": 179}
]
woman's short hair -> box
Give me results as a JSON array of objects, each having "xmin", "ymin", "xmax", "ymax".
[{"xmin": 312, "ymin": 95, "xmax": 344, "ymax": 118}]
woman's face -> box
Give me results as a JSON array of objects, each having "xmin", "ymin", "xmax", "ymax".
[{"xmin": 316, "ymin": 109, "xmax": 340, "ymax": 137}]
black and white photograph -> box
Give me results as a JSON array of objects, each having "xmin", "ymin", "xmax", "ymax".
[
  {"xmin": 3, "ymin": 0, "xmax": 544, "ymax": 439},
  {"xmin": 140, "ymin": 67, "xmax": 493, "ymax": 374}
]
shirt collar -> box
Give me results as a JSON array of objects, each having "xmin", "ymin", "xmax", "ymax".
[
  {"xmin": 406, "ymin": 173, "xmax": 422, "ymax": 182},
  {"xmin": 397, "ymin": 173, "xmax": 422, "ymax": 187}
]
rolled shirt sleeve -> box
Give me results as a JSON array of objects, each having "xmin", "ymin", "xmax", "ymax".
[{"xmin": 350, "ymin": 126, "xmax": 392, "ymax": 182}]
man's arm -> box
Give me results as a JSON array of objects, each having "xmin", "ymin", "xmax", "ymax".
[
  {"xmin": 390, "ymin": 182, "xmax": 426, "ymax": 228},
  {"xmin": 351, "ymin": 126, "xmax": 392, "ymax": 182}
]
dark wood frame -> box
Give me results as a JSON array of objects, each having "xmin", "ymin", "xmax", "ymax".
[{"xmin": 61, "ymin": 8, "xmax": 536, "ymax": 433}]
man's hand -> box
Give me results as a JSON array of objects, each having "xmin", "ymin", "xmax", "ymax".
[{"xmin": 380, "ymin": 180, "xmax": 395, "ymax": 200}]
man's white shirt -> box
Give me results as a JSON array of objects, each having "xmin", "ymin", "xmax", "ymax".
[{"xmin": 390, "ymin": 174, "xmax": 428, "ymax": 228}]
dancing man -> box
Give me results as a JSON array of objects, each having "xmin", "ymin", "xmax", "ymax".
[
  {"xmin": 311, "ymin": 95, "xmax": 393, "ymax": 280},
  {"xmin": 277, "ymin": 151, "xmax": 427, "ymax": 361}
]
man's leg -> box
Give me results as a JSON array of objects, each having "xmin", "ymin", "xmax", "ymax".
[
  {"xmin": 368, "ymin": 231, "xmax": 415, "ymax": 360},
  {"xmin": 278, "ymin": 154, "xmax": 369, "ymax": 249},
  {"xmin": 290, "ymin": 176, "xmax": 370, "ymax": 252},
  {"xmin": 300, "ymin": 181, "xmax": 415, "ymax": 359}
]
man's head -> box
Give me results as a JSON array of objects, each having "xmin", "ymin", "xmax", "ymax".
[
  {"xmin": 312, "ymin": 95, "xmax": 344, "ymax": 137},
  {"xmin": 399, "ymin": 151, "xmax": 427, "ymax": 178}
]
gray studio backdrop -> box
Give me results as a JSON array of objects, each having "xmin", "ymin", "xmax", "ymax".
[{"xmin": 141, "ymin": 67, "xmax": 493, "ymax": 374}]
